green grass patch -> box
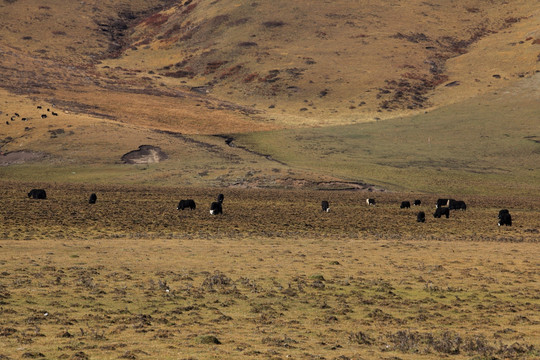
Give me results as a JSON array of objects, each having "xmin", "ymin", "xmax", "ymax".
[{"xmin": 235, "ymin": 81, "xmax": 540, "ymax": 196}]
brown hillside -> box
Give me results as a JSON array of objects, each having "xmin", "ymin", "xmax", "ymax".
[
  {"xmin": 0, "ymin": 0, "xmax": 538, "ymax": 133},
  {"xmin": 0, "ymin": 0, "xmax": 273, "ymax": 135},
  {"xmin": 0, "ymin": 0, "xmax": 538, "ymax": 192},
  {"xmin": 105, "ymin": 0, "xmax": 540, "ymax": 126}
]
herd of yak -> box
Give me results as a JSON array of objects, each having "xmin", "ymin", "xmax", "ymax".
[
  {"xmin": 362, "ymin": 197, "xmax": 511, "ymax": 226},
  {"xmin": 27, "ymin": 188, "xmax": 512, "ymax": 227},
  {"xmin": 3, "ymin": 105, "xmax": 58, "ymax": 125}
]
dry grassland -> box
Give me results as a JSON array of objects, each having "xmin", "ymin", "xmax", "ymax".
[
  {"xmin": 107, "ymin": 0, "xmax": 539, "ymax": 126},
  {"xmin": 1, "ymin": 2, "xmax": 540, "ymax": 358},
  {"xmin": 2, "ymin": 0, "xmax": 538, "ymax": 131},
  {"xmin": 1, "ymin": 182, "xmax": 539, "ymax": 360}
]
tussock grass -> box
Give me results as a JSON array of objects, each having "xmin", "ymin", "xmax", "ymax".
[
  {"xmin": 1, "ymin": 181, "xmax": 539, "ymax": 241},
  {"xmin": 0, "ymin": 182, "xmax": 539, "ymax": 359},
  {"xmin": 0, "ymin": 233, "xmax": 538, "ymax": 359}
]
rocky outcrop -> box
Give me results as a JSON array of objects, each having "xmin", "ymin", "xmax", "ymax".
[{"xmin": 121, "ymin": 145, "xmax": 168, "ymax": 164}]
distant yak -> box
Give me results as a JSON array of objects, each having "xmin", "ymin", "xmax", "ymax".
[
  {"xmin": 210, "ymin": 201, "xmax": 223, "ymax": 215},
  {"xmin": 498, "ymin": 209, "xmax": 512, "ymax": 226},
  {"xmin": 321, "ymin": 200, "xmax": 330, "ymax": 212},
  {"xmin": 449, "ymin": 200, "xmax": 467, "ymax": 211},
  {"xmin": 400, "ymin": 201, "xmax": 411, "ymax": 209},
  {"xmin": 28, "ymin": 189, "xmax": 47, "ymax": 199},
  {"xmin": 433, "ymin": 207, "xmax": 450, "ymax": 219},
  {"xmin": 177, "ymin": 199, "xmax": 196, "ymax": 210}
]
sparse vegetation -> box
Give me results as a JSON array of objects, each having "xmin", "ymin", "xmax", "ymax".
[
  {"xmin": 262, "ymin": 20, "xmax": 285, "ymax": 28},
  {"xmin": 1, "ymin": 0, "xmax": 538, "ymax": 129},
  {"xmin": 0, "ymin": 181, "xmax": 538, "ymax": 359},
  {"xmin": 0, "ymin": 2, "xmax": 539, "ymax": 358},
  {"xmin": 238, "ymin": 41, "xmax": 257, "ymax": 47},
  {"xmin": 141, "ymin": 13, "xmax": 170, "ymax": 27}
]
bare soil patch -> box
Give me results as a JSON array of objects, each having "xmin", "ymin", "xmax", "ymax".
[
  {"xmin": 121, "ymin": 145, "xmax": 168, "ymax": 164},
  {"xmin": 0, "ymin": 151, "xmax": 47, "ymax": 166}
]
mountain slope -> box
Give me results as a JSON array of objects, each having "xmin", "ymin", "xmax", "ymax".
[
  {"xmin": 235, "ymin": 73, "xmax": 540, "ymax": 196},
  {"xmin": 1, "ymin": 0, "xmax": 538, "ymax": 131},
  {"xmin": 104, "ymin": 0, "xmax": 540, "ymax": 126},
  {"xmin": 0, "ymin": 0, "xmax": 539, "ymax": 194}
]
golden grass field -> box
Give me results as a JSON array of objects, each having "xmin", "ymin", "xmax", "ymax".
[{"xmin": 1, "ymin": 182, "xmax": 539, "ymax": 360}]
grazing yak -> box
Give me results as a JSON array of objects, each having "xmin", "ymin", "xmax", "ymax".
[
  {"xmin": 366, "ymin": 198, "xmax": 375, "ymax": 206},
  {"xmin": 177, "ymin": 199, "xmax": 196, "ymax": 210},
  {"xmin": 400, "ymin": 201, "xmax": 411, "ymax": 209},
  {"xmin": 217, "ymin": 193, "xmax": 224, "ymax": 203},
  {"xmin": 449, "ymin": 200, "xmax": 467, "ymax": 210},
  {"xmin": 28, "ymin": 189, "xmax": 47, "ymax": 199},
  {"xmin": 414, "ymin": 200, "xmax": 421, "ymax": 206},
  {"xmin": 417, "ymin": 211, "xmax": 426, "ymax": 223},
  {"xmin": 436, "ymin": 198, "xmax": 457, "ymax": 208},
  {"xmin": 433, "ymin": 207, "xmax": 450, "ymax": 218},
  {"xmin": 498, "ymin": 209, "xmax": 512, "ymax": 226},
  {"xmin": 210, "ymin": 201, "xmax": 223, "ymax": 215},
  {"xmin": 321, "ymin": 200, "xmax": 330, "ymax": 212},
  {"xmin": 88, "ymin": 193, "xmax": 97, "ymax": 204}
]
